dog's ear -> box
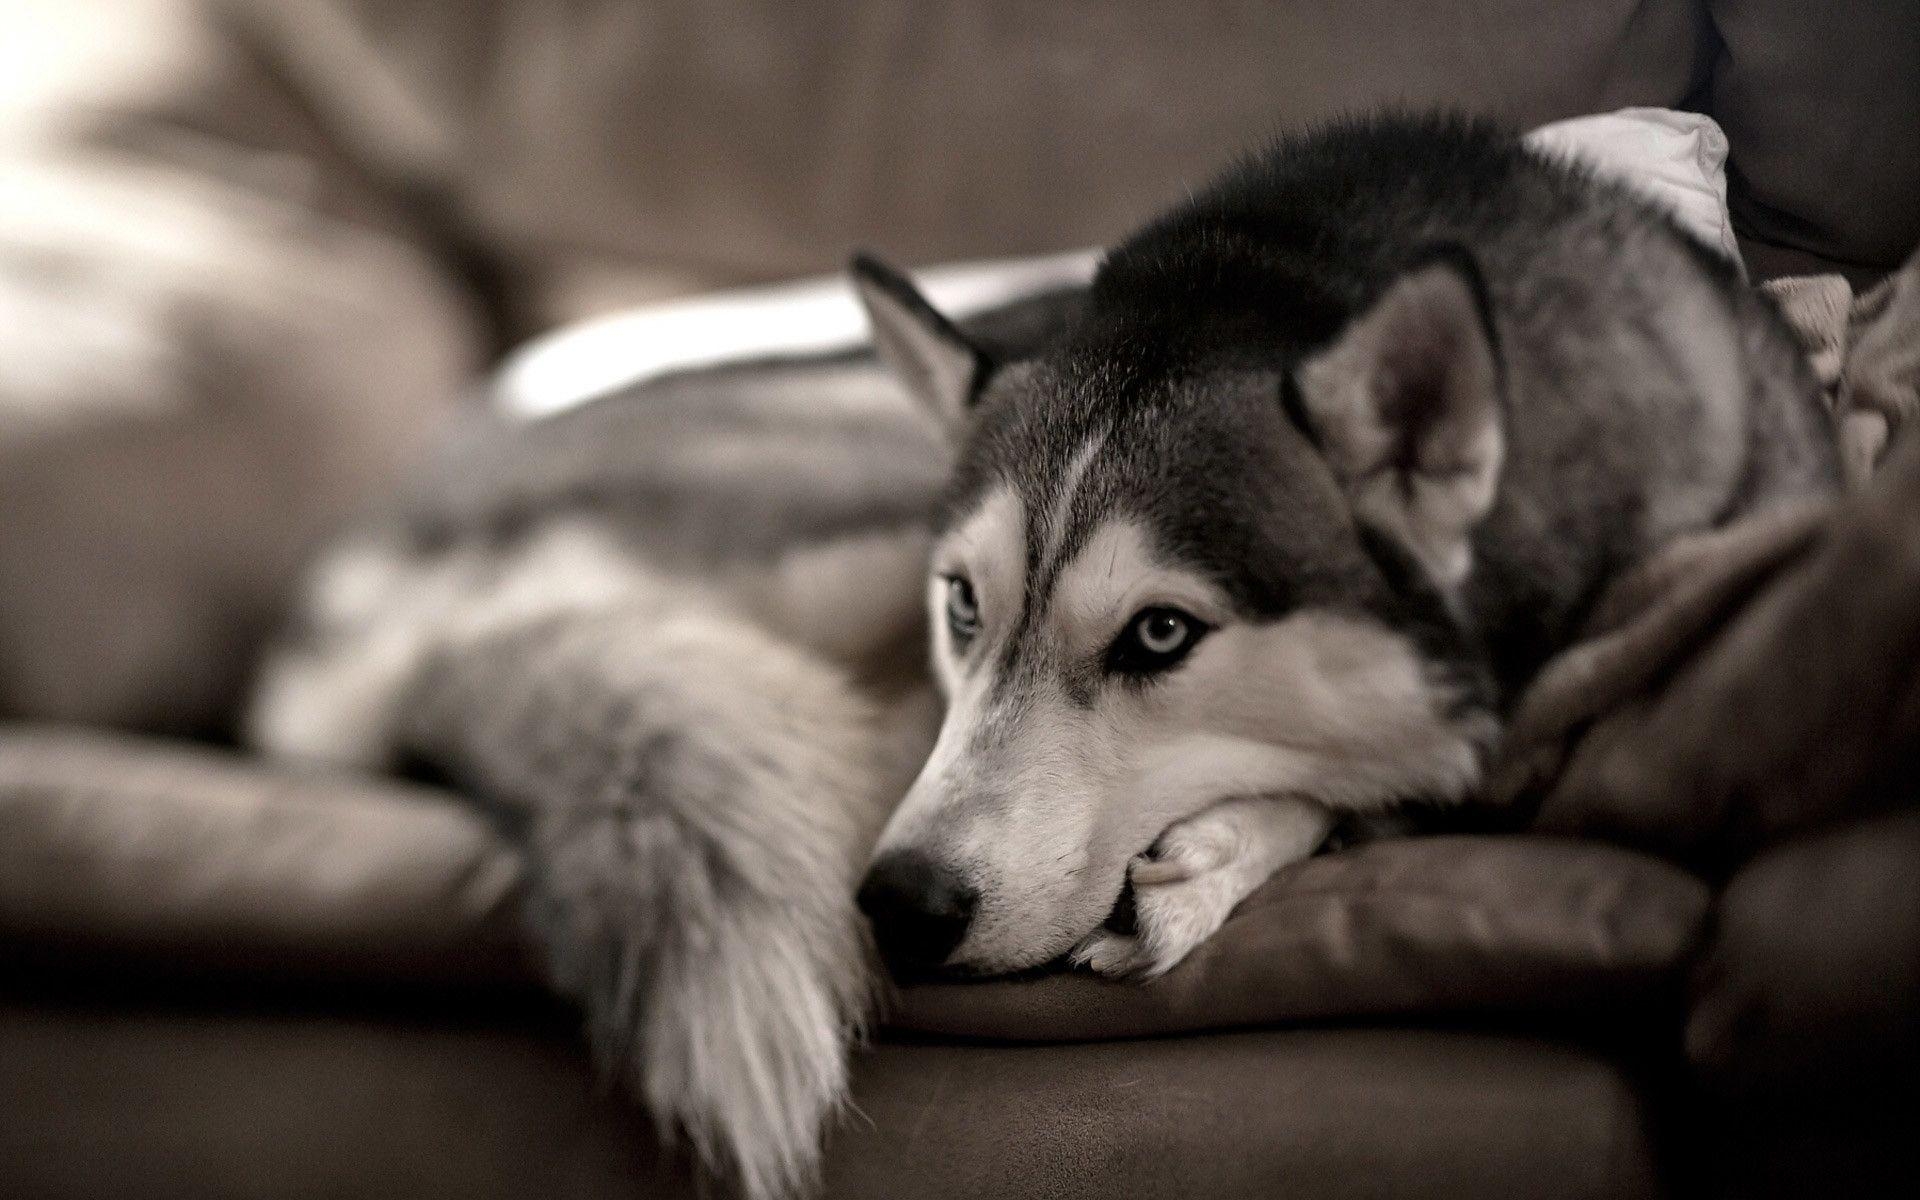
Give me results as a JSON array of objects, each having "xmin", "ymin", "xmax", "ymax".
[
  {"xmin": 852, "ymin": 253, "xmax": 986, "ymax": 426},
  {"xmin": 1294, "ymin": 251, "xmax": 1504, "ymax": 590}
]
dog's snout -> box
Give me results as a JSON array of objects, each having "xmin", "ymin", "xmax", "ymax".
[{"xmin": 857, "ymin": 851, "xmax": 975, "ymax": 977}]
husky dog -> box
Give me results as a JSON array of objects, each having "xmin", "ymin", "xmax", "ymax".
[
  {"xmin": 848, "ymin": 114, "xmax": 1837, "ymax": 980},
  {"xmin": 248, "ymin": 113, "xmax": 1836, "ymax": 1198}
]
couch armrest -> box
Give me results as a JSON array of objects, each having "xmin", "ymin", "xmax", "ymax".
[{"xmin": 0, "ymin": 726, "xmax": 526, "ymax": 986}]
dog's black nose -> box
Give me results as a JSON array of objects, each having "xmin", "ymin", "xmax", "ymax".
[{"xmin": 857, "ymin": 851, "xmax": 975, "ymax": 977}]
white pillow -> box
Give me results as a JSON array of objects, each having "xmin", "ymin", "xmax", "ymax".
[
  {"xmin": 501, "ymin": 108, "xmax": 1740, "ymax": 418},
  {"xmin": 496, "ymin": 249, "xmax": 1098, "ymax": 418},
  {"xmin": 1524, "ymin": 107, "xmax": 1742, "ymax": 271}
]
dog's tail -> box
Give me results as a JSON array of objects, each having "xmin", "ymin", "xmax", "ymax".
[{"xmin": 402, "ymin": 601, "xmax": 899, "ymax": 1199}]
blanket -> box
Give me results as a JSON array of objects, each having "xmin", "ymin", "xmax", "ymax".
[{"xmin": 1491, "ymin": 246, "xmax": 1920, "ymax": 867}]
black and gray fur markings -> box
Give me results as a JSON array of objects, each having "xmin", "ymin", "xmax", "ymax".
[
  {"xmin": 862, "ymin": 111, "xmax": 1837, "ymax": 979},
  {"xmin": 950, "ymin": 113, "xmax": 1834, "ymax": 699}
]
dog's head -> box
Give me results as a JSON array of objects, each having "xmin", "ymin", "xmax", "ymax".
[{"xmin": 851, "ymin": 253, "xmax": 1502, "ymax": 977}]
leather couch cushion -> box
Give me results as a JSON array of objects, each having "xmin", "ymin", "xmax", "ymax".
[
  {"xmin": 832, "ymin": 1029, "xmax": 1661, "ymax": 1200},
  {"xmin": 1, "ymin": 726, "xmax": 1709, "ymax": 1038},
  {"xmin": 1686, "ymin": 807, "xmax": 1920, "ymax": 1098},
  {"xmin": 1682, "ymin": 811, "xmax": 1920, "ymax": 1197},
  {"xmin": 0, "ymin": 1000, "xmax": 1663, "ymax": 1200},
  {"xmin": 1711, "ymin": 0, "xmax": 1920, "ymax": 277},
  {"xmin": 895, "ymin": 835, "xmax": 1708, "ymax": 1040}
]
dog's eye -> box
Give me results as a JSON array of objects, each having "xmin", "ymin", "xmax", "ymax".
[
  {"xmin": 944, "ymin": 576, "xmax": 981, "ymax": 645},
  {"xmin": 1108, "ymin": 607, "xmax": 1208, "ymax": 676}
]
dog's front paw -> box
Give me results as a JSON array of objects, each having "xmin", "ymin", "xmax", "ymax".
[
  {"xmin": 1068, "ymin": 831, "xmax": 1247, "ymax": 979},
  {"xmin": 1070, "ymin": 797, "xmax": 1334, "ymax": 980}
]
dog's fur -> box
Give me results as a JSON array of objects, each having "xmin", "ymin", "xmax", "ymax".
[
  {"xmin": 247, "ymin": 114, "xmax": 1838, "ymax": 1196},
  {"xmin": 851, "ymin": 113, "xmax": 1836, "ymax": 979}
]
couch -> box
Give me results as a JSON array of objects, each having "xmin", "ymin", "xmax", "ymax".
[{"xmin": 3, "ymin": 2, "xmax": 1916, "ymax": 1196}]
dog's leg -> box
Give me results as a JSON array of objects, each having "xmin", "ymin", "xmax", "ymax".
[
  {"xmin": 399, "ymin": 600, "xmax": 903, "ymax": 1200},
  {"xmin": 1071, "ymin": 796, "xmax": 1332, "ymax": 979}
]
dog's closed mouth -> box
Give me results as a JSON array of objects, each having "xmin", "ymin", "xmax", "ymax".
[{"xmin": 1102, "ymin": 878, "xmax": 1138, "ymax": 936}]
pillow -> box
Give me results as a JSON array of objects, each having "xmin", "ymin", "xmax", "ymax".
[
  {"xmin": 890, "ymin": 835, "xmax": 1706, "ymax": 1041},
  {"xmin": 1524, "ymin": 107, "xmax": 1743, "ymax": 271},
  {"xmin": 494, "ymin": 249, "xmax": 1097, "ymax": 418}
]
